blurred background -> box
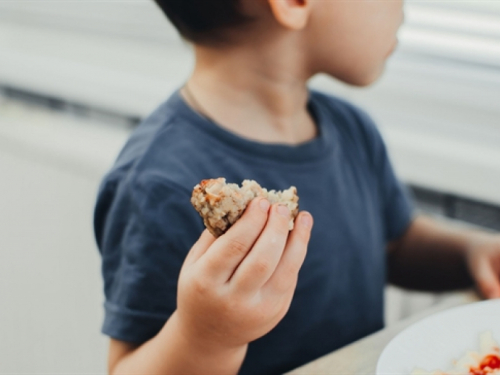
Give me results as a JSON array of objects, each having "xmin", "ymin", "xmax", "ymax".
[{"xmin": 0, "ymin": 0, "xmax": 499, "ymax": 373}]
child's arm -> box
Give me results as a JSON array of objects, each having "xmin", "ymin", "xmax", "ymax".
[
  {"xmin": 108, "ymin": 312, "xmax": 247, "ymax": 375},
  {"xmin": 107, "ymin": 198, "xmax": 313, "ymax": 375},
  {"xmin": 387, "ymin": 215, "xmax": 500, "ymax": 298}
]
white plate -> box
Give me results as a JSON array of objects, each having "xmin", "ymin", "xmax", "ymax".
[{"xmin": 377, "ymin": 299, "xmax": 500, "ymax": 374}]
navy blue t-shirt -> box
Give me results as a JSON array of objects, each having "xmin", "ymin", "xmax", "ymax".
[{"xmin": 94, "ymin": 89, "xmax": 413, "ymax": 374}]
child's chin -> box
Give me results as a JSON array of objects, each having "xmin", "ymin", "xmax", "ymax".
[
  {"xmin": 334, "ymin": 67, "xmax": 385, "ymax": 88},
  {"xmin": 358, "ymin": 70, "xmax": 386, "ymax": 87}
]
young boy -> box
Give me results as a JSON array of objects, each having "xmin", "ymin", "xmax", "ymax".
[{"xmin": 94, "ymin": 0, "xmax": 500, "ymax": 374}]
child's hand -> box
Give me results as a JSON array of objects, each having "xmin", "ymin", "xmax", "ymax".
[
  {"xmin": 176, "ymin": 198, "xmax": 313, "ymax": 352},
  {"xmin": 466, "ymin": 234, "xmax": 500, "ymax": 299}
]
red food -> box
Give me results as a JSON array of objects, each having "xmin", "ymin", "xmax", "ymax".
[{"xmin": 469, "ymin": 355, "xmax": 500, "ymax": 375}]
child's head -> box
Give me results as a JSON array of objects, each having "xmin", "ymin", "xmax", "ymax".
[{"xmin": 155, "ymin": 0, "xmax": 404, "ymax": 86}]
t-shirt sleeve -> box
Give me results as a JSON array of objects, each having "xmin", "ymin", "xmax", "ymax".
[
  {"xmin": 94, "ymin": 172, "xmax": 204, "ymax": 344},
  {"xmin": 354, "ymin": 109, "xmax": 415, "ymax": 243}
]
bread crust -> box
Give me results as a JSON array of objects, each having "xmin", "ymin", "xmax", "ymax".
[{"xmin": 191, "ymin": 178, "xmax": 299, "ymax": 237}]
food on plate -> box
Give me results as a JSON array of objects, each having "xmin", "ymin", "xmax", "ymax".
[
  {"xmin": 191, "ymin": 178, "xmax": 299, "ymax": 237},
  {"xmin": 412, "ymin": 332, "xmax": 500, "ymax": 375}
]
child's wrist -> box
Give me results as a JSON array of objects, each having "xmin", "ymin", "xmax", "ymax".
[{"xmin": 169, "ymin": 311, "xmax": 248, "ymax": 361}]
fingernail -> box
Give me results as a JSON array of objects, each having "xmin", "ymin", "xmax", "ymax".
[
  {"xmin": 300, "ymin": 213, "xmax": 312, "ymax": 228},
  {"xmin": 277, "ymin": 204, "xmax": 290, "ymax": 216},
  {"xmin": 259, "ymin": 199, "xmax": 270, "ymax": 212}
]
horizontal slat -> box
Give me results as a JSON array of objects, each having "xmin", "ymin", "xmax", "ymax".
[
  {"xmin": 407, "ymin": 6, "xmax": 500, "ymax": 38},
  {"xmin": 0, "ymin": 21, "xmax": 193, "ymax": 116},
  {"xmin": 406, "ymin": 0, "xmax": 500, "ymax": 15},
  {"xmin": 399, "ymin": 28, "xmax": 500, "ymax": 69},
  {"xmin": 0, "ymin": 98, "xmax": 131, "ymax": 179},
  {"xmin": 0, "ymin": 0, "xmax": 179, "ymax": 42}
]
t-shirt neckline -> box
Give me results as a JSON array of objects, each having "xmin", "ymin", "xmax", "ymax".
[{"xmin": 168, "ymin": 88, "xmax": 336, "ymax": 164}]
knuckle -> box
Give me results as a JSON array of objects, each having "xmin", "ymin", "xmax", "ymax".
[
  {"xmin": 252, "ymin": 258, "xmax": 271, "ymax": 275},
  {"xmin": 191, "ymin": 278, "xmax": 210, "ymax": 296},
  {"xmin": 227, "ymin": 238, "xmax": 249, "ymax": 257}
]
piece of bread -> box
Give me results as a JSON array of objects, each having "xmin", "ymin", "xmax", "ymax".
[{"xmin": 191, "ymin": 178, "xmax": 299, "ymax": 237}]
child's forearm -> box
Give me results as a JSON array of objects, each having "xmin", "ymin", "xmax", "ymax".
[
  {"xmin": 109, "ymin": 311, "xmax": 247, "ymax": 375},
  {"xmin": 387, "ymin": 215, "xmax": 475, "ymax": 291}
]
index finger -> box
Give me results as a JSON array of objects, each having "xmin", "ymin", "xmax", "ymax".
[
  {"xmin": 199, "ymin": 197, "xmax": 270, "ymax": 282},
  {"xmin": 184, "ymin": 229, "xmax": 217, "ymax": 266}
]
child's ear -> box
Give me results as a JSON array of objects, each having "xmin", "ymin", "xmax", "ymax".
[{"xmin": 268, "ymin": 0, "xmax": 311, "ymax": 30}]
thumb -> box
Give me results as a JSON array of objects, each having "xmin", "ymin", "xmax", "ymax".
[{"xmin": 475, "ymin": 256, "xmax": 500, "ymax": 299}]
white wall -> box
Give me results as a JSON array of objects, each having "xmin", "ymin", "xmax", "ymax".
[
  {"xmin": 0, "ymin": 151, "xmax": 107, "ymax": 373},
  {"xmin": 0, "ymin": 98, "xmax": 129, "ymax": 373}
]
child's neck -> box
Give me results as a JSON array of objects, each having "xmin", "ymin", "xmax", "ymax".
[{"xmin": 182, "ymin": 44, "xmax": 317, "ymax": 146}]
